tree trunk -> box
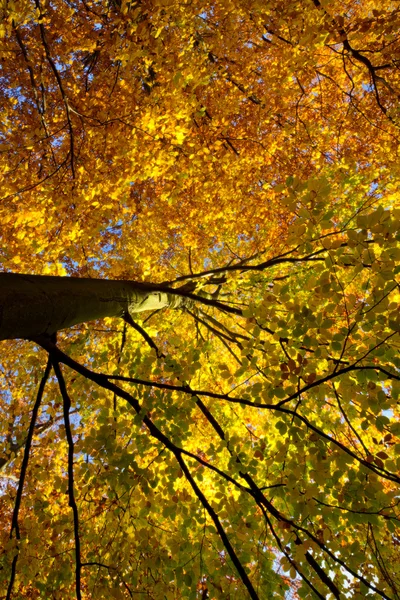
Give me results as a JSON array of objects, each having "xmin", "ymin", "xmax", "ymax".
[{"xmin": 0, "ymin": 273, "xmax": 186, "ymax": 341}]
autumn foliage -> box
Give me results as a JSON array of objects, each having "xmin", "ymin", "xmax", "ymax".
[{"xmin": 0, "ymin": 0, "xmax": 400, "ymax": 598}]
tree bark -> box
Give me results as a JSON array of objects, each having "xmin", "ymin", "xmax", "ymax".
[{"xmin": 0, "ymin": 273, "xmax": 186, "ymax": 341}]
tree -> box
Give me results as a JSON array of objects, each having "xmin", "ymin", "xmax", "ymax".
[{"xmin": 0, "ymin": 0, "xmax": 400, "ymax": 598}]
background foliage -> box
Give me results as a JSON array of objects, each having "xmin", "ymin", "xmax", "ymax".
[{"xmin": 0, "ymin": 0, "xmax": 400, "ymax": 597}]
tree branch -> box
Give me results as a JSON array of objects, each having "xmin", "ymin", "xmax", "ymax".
[
  {"xmin": 52, "ymin": 361, "xmax": 82, "ymax": 600},
  {"xmin": 6, "ymin": 358, "xmax": 52, "ymax": 600}
]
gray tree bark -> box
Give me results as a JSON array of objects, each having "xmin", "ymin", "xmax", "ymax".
[{"xmin": 0, "ymin": 273, "xmax": 187, "ymax": 341}]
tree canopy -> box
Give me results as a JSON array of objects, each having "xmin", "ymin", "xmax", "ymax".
[{"xmin": 1, "ymin": 0, "xmax": 400, "ymax": 598}]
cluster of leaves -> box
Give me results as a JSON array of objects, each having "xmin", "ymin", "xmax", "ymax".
[{"xmin": 0, "ymin": 0, "xmax": 400, "ymax": 598}]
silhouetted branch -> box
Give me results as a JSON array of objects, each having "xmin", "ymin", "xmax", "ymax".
[
  {"xmin": 52, "ymin": 361, "xmax": 82, "ymax": 600},
  {"xmin": 6, "ymin": 358, "xmax": 52, "ymax": 600}
]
